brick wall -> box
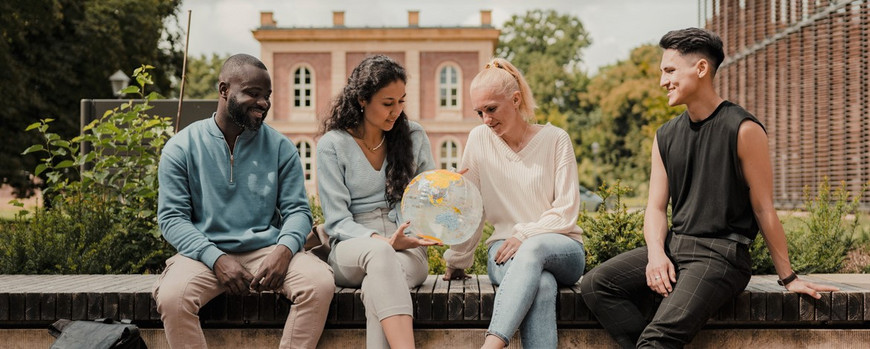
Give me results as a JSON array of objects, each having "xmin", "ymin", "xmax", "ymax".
[{"xmin": 703, "ymin": 0, "xmax": 870, "ymax": 209}]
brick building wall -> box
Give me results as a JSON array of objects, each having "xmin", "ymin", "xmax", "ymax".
[
  {"xmin": 253, "ymin": 10, "xmax": 498, "ymax": 195},
  {"xmin": 702, "ymin": 0, "xmax": 870, "ymax": 208}
]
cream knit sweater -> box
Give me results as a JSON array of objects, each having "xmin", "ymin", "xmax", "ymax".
[{"xmin": 444, "ymin": 123, "xmax": 584, "ymax": 269}]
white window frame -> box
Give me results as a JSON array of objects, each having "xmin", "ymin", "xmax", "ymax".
[
  {"xmin": 295, "ymin": 139, "xmax": 314, "ymax": 183},
  {"xmin": 437, "ymin": 63, "xmax": 461, "ymax": 110},
  {"xmin": 438, "ymin": 138, "xmax": 461, "ymax": 170},
  {"xmin": 292, "ymin": 65, "xmax": 314, "ymax": 110}
]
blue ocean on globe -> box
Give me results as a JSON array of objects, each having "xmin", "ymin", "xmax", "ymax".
[{"xmin": 401, "ymin": 169, "xmax": 483, "ymax": 245}]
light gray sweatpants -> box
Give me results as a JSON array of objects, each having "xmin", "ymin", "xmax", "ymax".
[{"xmin": 328, "ymin": 207, "xmax": 429, "ymax": 348}]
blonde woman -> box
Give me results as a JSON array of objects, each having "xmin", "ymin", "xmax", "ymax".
[{"xmin": 443, "ymin": 58, "xmax": 586, "ymax": 348}]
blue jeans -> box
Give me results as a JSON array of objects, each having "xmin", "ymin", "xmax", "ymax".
[{"xmin": 486, "ymin": 234, "xmax": 586, "ymax": 348}]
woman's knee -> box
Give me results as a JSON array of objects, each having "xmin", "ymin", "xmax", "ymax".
[
  {"xmin": 361, "ymin": 241, "xmax": 402, "ymax": 273},
  {"xmin": 537, "ymin": 271, "xmax": 558, "ymax": 296}
]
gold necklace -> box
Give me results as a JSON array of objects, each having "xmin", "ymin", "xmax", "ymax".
[{"xmin": 366, "ymin": 135, "xmax": 385, "ymax": 152}]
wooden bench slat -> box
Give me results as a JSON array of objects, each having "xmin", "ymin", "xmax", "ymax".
[
  {"xmin": 847, "ymin": 292, "xmax": 863, "ymax": 321},
  {"xmin": 799, "ymin": 293, "xmax": 816, "ymax": 321},
  {"xmin": 225, "ymin": 294, "xmax": 244, "ymax": 323},
  {"xmin": 865, "ymin": 293, "xmax": 870, "ymax": 321},
  {"xmin": 335, "ymin": 287, "xmax": 355, "ymax": 323},
  {"xmin": 25, "ymin": 293, "xmax": 40, "ymax": 321},
  {"xmin": 352, "ymin": 289, "xmax": 365, "ymax": 322},
  {"xmin": 0, "ymin": 293, "xmax": 8, "ymax": 321},
  {"xmin": 782, "ymin": 292, "xmax": 800, "ymax": 321},
  {"xmin": 415, "ymin": 276, "xmax": 435, "ymax": 321},
  {"xmin": 56, "ymin": 293, "xmax": 71, "ymax": 320},
  {"xmin": 570, "ymin": 283, "xmax": 591, "ymax": 321},
  {"xmin": 765, "ymin": 292, "xmax": 783, "ymax": 321},
  {"xmin": 118, "ymin": 293, "xmax": 134, "ymax": 320},
  {"xmin": 557, "ymin": 283, "xmax": 575, "ymax": 321},
  {"xmin": 446, "ymin": 278, "xmax": 464, "ymax": 321},
  {"xmin": 1, "ymin": 274, "xmax": 869, "ymax": 329},
  {"xmin": 134, "ymin": 292, "xmax": 151, "ymax": 321},
  {"xmin": 816, "ymin": 292, "xmax": 832, "ymax": 321},
  {"xmin": 104, "ymin": 293, "xmax": 119, "ymax": 320},
  {"xmin": 463, "ymin": 275, "xmax": 480, "ymax": 321},
  {"xmin": 243, "ymin": 293, "xmax": 259, "ymax": 322},
  {"xmin": 432, "ymin": 276, "xmax": 449, "ymax": 321},
  {"xmin": 479, "ymin": 276, "xmax": 495, "ymax": 321}
]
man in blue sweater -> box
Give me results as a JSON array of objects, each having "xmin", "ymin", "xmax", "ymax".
[{"xmin": 153, "ymin": 54, "xmax": 334, "ymax": 348}]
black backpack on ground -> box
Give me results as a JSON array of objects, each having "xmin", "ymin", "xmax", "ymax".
[{"xmin": 48, "ymin": 318, "xmax": 147, "ymax": 349}]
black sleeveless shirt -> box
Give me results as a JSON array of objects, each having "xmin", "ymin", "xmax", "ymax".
[{"xmin": 656, "ymin": 101, "xmax": 764, "ymax": 244}]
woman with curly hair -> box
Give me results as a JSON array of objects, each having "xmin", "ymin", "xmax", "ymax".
[{"xmin": 316, "ymin": 55, "xmax": 439, "ymax": 348}]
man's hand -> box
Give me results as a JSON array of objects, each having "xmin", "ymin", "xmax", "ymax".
[
  {"xmin": 214, "ymin": 255, "xmax": 254, "ymax": 295},
  {"xmin": 785, "ymin": 278, "xmax": 839, "ymax": 299},
  {"xmin": 443, "ymin": 267, "xmax": 471, "ymax": 281},
  {"xmin": 646, "ymin": 249, "xmax": 676, "ymax": 297},
  {"xmin": 251, "ymin": 245, "xmax": 293, "ymax": 292}
]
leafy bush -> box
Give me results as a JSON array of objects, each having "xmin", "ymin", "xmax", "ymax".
[
  {"xmin": 750, "ymin": 178, "xmax": 866, "ymax": 274},
  {"xmin": 580, "ymin": 181, "xmax": 645, "ymax": 272},
  {"xmin": 427, "ymin": 224, "xmax": 492, "ymax": 275},
  {"xmin": 0, "ymin": 65, "xmax": 176, "ymax": 274},
  {"xmin": 310, "ymin": 196, "xmax": 324, "ymax": 225}
]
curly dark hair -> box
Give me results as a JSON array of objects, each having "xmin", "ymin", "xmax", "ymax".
[{"xmin": 321, "ymin": 55, "xmax": 415, "ymax": 207}]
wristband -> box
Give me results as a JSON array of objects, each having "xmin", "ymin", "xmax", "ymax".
[{"xmin": 777, "ymin": 272, "xmax": 798, "ymax": 287}]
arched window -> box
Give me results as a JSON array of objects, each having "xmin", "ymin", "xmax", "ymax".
[
  {"xmin": 438, "ymin": 64, "xmax": 460, "ymax": 109},
  {"xmin": 293, "ymin": 66, "xmax": 313, "ymax": 109},
  {"xmin": 296, "ymin": 140, "xmax": 313, "ymax": 181},
  {"xmin": 439, "ymin": 140, "xmax": 460, "ymax": 170}
]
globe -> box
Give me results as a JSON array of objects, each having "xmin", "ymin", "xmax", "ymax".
[{"xmin": 401, "ymin": 169, "xmax": 483, "ymax": 245}]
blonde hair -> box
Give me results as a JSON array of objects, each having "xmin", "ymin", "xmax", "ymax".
[{"xmin": 469, "ymin": 58, "xmax": 536, "ymax": 121}]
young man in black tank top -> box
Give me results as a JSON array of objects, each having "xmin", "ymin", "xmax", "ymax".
[{"xmin": 580, "ymin": 28, "xmax": 838, "ymax": 348}]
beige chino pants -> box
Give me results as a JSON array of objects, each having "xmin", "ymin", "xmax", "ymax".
[
  {"xmin": 328, "ymin": 208, "xmax": 428, "ymax": 349},
  {"xmin": 153, "ymin": 246, "xmax": 334, "ymax": 349}
]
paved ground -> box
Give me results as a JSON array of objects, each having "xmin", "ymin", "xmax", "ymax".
[{"xmin": 0, "ymin": 185, "xmax": 40, "ymax": 219}]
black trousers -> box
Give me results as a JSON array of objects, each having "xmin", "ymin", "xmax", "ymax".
[{"xmin": 580, "ymin": 233, "xmax": 752, "ymax": 349}]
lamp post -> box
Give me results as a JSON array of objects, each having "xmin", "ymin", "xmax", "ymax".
[
  {"xmin": 109, "ymin": 70, "xmax": 130, "ymax": 98},
  {"xmin": 591, "ymin": 142, "xmax": 600, "ymax": 186}
]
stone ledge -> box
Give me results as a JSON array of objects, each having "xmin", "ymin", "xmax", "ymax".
[
  {"xmin": 0, "ymin": 274, "xmax": 868, "ymax": 328},
  {"xmin": 6, "ymin": 328, "xmax": 870, "ymax": 348}
]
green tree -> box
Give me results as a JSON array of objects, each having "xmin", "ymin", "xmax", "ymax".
[
  {"xmin": 496, "ymin": 9, "xmax": 591, "ymax": 119},
  {"xmin": 0, "ymin": 0, "xmax": 183, "ymax": 197},
  {"xmin": 576, "ymin": 44, "xmax": 684, "ymax": 191},
  {"xmin": 184, "ymin": 53, "xmax": 226, "ymax": 99}
]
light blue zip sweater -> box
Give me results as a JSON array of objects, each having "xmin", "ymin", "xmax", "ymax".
[{"xmin": 158, "ymin": 115, "xmax": 312, "ymax": 269}]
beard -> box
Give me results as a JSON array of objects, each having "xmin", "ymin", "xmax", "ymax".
[{"xmin": 227, "ymin": 96, "xmax": 265, "ymax": 132}]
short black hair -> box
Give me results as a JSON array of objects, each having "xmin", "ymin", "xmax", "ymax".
[
  {"xmin": 219, "ymin": 54, "xmax": 267, "ymax": 81},
  {"xmin": 659, "ymin": 28, "xmax": 725, "ymax": 75}
]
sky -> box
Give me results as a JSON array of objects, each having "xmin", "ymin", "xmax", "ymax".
[{"xmin": 177, "ymin": 0, "xmax": 701, "ymax": 73}]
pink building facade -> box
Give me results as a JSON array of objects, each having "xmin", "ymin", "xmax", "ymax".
[{"xmin": 253, "ymin": 10, "xmax": 499, "ymax": 195}]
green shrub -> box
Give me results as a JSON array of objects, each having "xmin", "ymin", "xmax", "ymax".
[
  {"xmin": 427, "ymin": 223, "xmax": 492, "ymax": 275},
  {"xmin": 309, "ymin": 196, "xmax": 324, "ymax": 225},
  {"xmin": 789, "ymin": 178, "xmax": 864, "ymax": 273},
  {"xmin": 750, "ymin": 178, "xmax": 866, "ymax": 274},
  {"xmin": 580, "ymin": 181, "xmax": 645, "ymax": 272},
  {"xmin": 1, "ymin": 65, "xmax": 175, "ymax": 274}
]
